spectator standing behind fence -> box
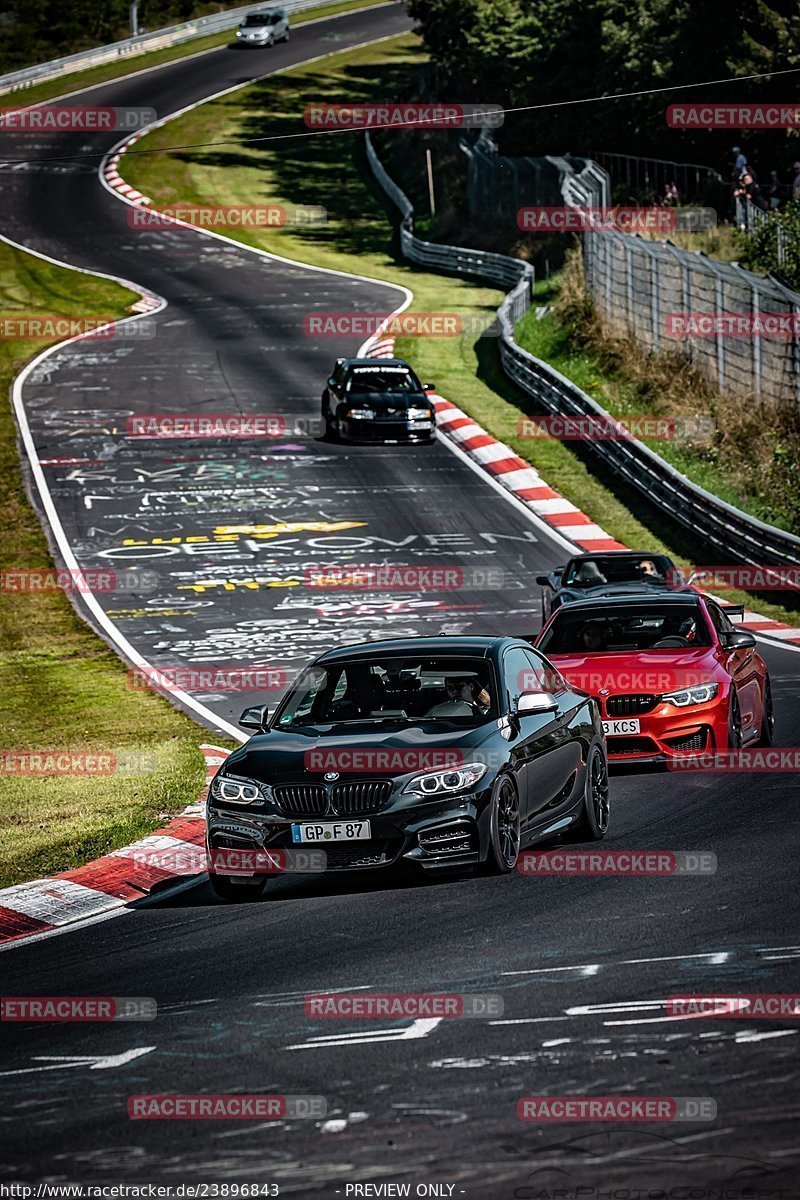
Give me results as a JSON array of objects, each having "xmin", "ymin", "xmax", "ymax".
[
  {"xmin": 735, "ymin": 171, "xmax": 768, "ymax": 214},
  {"xmin": 767, "ymin": 171, "xmax": 784, "ymax": 210},
  {"xmin": 731, "ymin": 146, "xmax": 748, "ymax": 179},
  {"xmin": 793, "ymin": 162, "xmax": 800, "ymax": 203},
  {"xmin": 663, "ymin": 180, "xmax": 680, "ymax": 206}
]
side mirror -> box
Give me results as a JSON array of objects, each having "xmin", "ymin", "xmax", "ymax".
[
  {"xmin": 239, "ymin": 704, "xmax": 269, "ymax": 731},
  {"xmin": 423, "ymin": 382, "xmax": 435, "ymax": 391},
  {"xmin": 516, "ymin": 692, "xmax": 559, "ymax": 715},
  {"xmin": 535, "ymin": 575, "xmax": 552, "ymax": 588},
  {"xmin": 326, "ymin": 377, "xmax": 336, "ymax": 389},
  {"xmin": 719, "ymin": 630, "xmax": 756, "ymax": 651}
]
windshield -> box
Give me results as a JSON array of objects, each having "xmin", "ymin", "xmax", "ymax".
[
  {"xmin": 243, "ymin": 14, "xmax": 277, "ymax": 26},
  {"xmin": 346, "ymin": 367, "xmax": 420, "ymax": 394},
  {"xmin": 539, "ymin": 603, "xmax": 712, "ymax": 653},
  {"xmin": 276, "ymin": 657, "xmax": 496, "ymax": 728},
  {"xmin": 562, "ymin": 554, "xmax": 675, "ymax": 588}
]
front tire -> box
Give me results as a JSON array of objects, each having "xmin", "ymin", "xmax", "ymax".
[
  {"xmin": 486, "ymin": 776, "xmax": 521, "ymax": 873},
  {"xmin": 209, "ymin": 874, "xmax": 266, "ymax": 902},
  {"xmin": 756, "ymin": 676, "xmax": 774, "ymax": 746},
  {"xmin": 726, "ymin": 687, "xmax": 743, "ymax": 749},
  {"xmin": 564, "ymin": 741, "xmax": 610, "ymax": 841}
]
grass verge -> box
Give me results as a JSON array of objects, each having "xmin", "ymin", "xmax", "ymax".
[
  {"xmin": 121, "ymin": 32, "xmax": 800, "ymax": 627},
  {"xmin": 0, "ymin": 242, "xmax": 212, "ymax": 888}
]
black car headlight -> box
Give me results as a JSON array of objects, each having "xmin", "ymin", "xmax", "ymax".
[
  {"xmin": 210, "ymin": 774, "xmax": 268, "ymax": 805},
  {"xmin": 403, "ymin": 762, "xmax": 488, "ymax": 797},
  {"xmin": 660, "ymin": 683, "xmax": 719, "ymax": 707},
  {"xmin": 407, "ymin": 407, "xmax": 433, "ymax": 421},
  {"xmin": 345, "ymin": 408, "xmax": 376, "ymax": 420}
]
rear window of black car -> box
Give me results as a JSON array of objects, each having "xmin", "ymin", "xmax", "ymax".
[{"xmin": 538, "ymin": 603, "xmax": 712, "ymax": 653}]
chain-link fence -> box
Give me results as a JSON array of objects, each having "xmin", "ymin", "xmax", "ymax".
[
  {"xmin": 562, "ymin": 157, "xmax": 800, "ymax": 411},
  {"xmin": 461, "ymin": 133, "xmax": 603, "ymax": 224},
  {"xmin": 583, "ymin": 225, "xmax": 800, "ymax": 409}
]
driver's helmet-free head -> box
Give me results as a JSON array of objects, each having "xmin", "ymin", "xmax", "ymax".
[
  {"xmin": 581, "ymin": 622, "xmax": 605, "ymax": 650},
  {"xmin": 575, "ymin": 560, "xmax": 607, "ymax": 585}
]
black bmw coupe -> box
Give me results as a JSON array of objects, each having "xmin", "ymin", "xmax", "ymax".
[{"xmin": 206, "ymin": 636, "xmax": 610, "ymax": 900}]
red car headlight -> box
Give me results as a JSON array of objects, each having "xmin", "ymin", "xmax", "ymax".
[{"xmin": 660, "ymin": 683, "xmax": 719, "ymax": 707}]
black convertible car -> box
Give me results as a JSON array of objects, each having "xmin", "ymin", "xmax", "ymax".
[
  {"xmin": 536, "ymin": 550, "xmax": 687, "ymax": 618},
  {"xmin": 206, "ymin": 636, "xmax": 610, "ymax": 900},
  {"xmin": 321, "ymin": 358, "xmax": 436, "ymax": 443}
]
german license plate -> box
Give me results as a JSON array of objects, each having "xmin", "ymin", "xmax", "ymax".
[
  {"xmin": 291, "ymin": 820, "xmax": 371, "ymax": 843},
  {"xmin": 603, "ymin": 719, "xmax": 641, "ymax": 736}
]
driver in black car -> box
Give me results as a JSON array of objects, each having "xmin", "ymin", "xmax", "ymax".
[{"xmin": 425, "ymin": 677, "xmax": 491, "ymax": 718}]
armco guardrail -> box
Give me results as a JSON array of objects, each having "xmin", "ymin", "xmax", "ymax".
[
  {"xmin": 365, "ymin": 130, "xmax": 800, "ymax": 578},
  {"xmin": 0, "ymin": 0, "xmax": 347, "ymax": 97}
]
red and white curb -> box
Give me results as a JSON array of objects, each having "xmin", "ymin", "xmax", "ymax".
[
  {"xmin": 0, "ymin": 745, "xmax": 230, "ymax": 947},
  {"xmin": 101, "ymin": 125, "xmax": 158, "ymax": 206},
  {"xmin": 363, "ymin": 334, "xmax": 800, "ymax": 646}
]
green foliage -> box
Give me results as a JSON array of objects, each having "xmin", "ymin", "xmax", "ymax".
[
  {"xmin": 738, "ymin": 200, "xmax": 800, "ymax": 290},
  {"xmin": 407, "ymin": 0, "xmax": 800, "ymax": 163},
  {"xmin": 0, "ymin": 0, "xmax": 225, "ymax": 71}
]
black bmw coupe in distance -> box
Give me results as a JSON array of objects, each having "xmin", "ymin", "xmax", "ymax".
[
  {"xmin": 321, "ymin": 358, "xmax": 436, "ymax": 443},
  {"xmin": 206, "ymin": 636, "xmax": 610, "ymax": 900}
]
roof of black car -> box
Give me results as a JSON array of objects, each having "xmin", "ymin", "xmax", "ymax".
[
  {"xmin": 338, "ymin": 358, "xmax": 412, "ymax": 369},
  {"xmin": 316, "ymin": 636, "xmax": 519, "ymax": 662},
  {"xmin": 553, "ymin": 592, "xmax": 701, "ymax": 611}
]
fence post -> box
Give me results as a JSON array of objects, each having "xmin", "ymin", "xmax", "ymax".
[
  {"xmin": 651, "ymin": 249, "xmax": 661, "ymax": 349},
  {"xmin": 715, "ymin": 271, "xmax": 725, "ymax": 391},
  {"xmin": 752, "ymin": 284, "xmax": 762, "ymax": 399}
]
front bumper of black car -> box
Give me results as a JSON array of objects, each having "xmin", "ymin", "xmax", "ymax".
[
  {"xmin": 338, "ymin": 415, "xmax": 435, "ymax": 443},
  {"xmin": 206, "ymin": 783, "xmax": 495, "ymax": 875}
]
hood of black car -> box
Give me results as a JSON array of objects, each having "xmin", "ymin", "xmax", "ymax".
[{"xmin": 222, "ymin": 721, "xmax": 497, "ymax": 784}]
